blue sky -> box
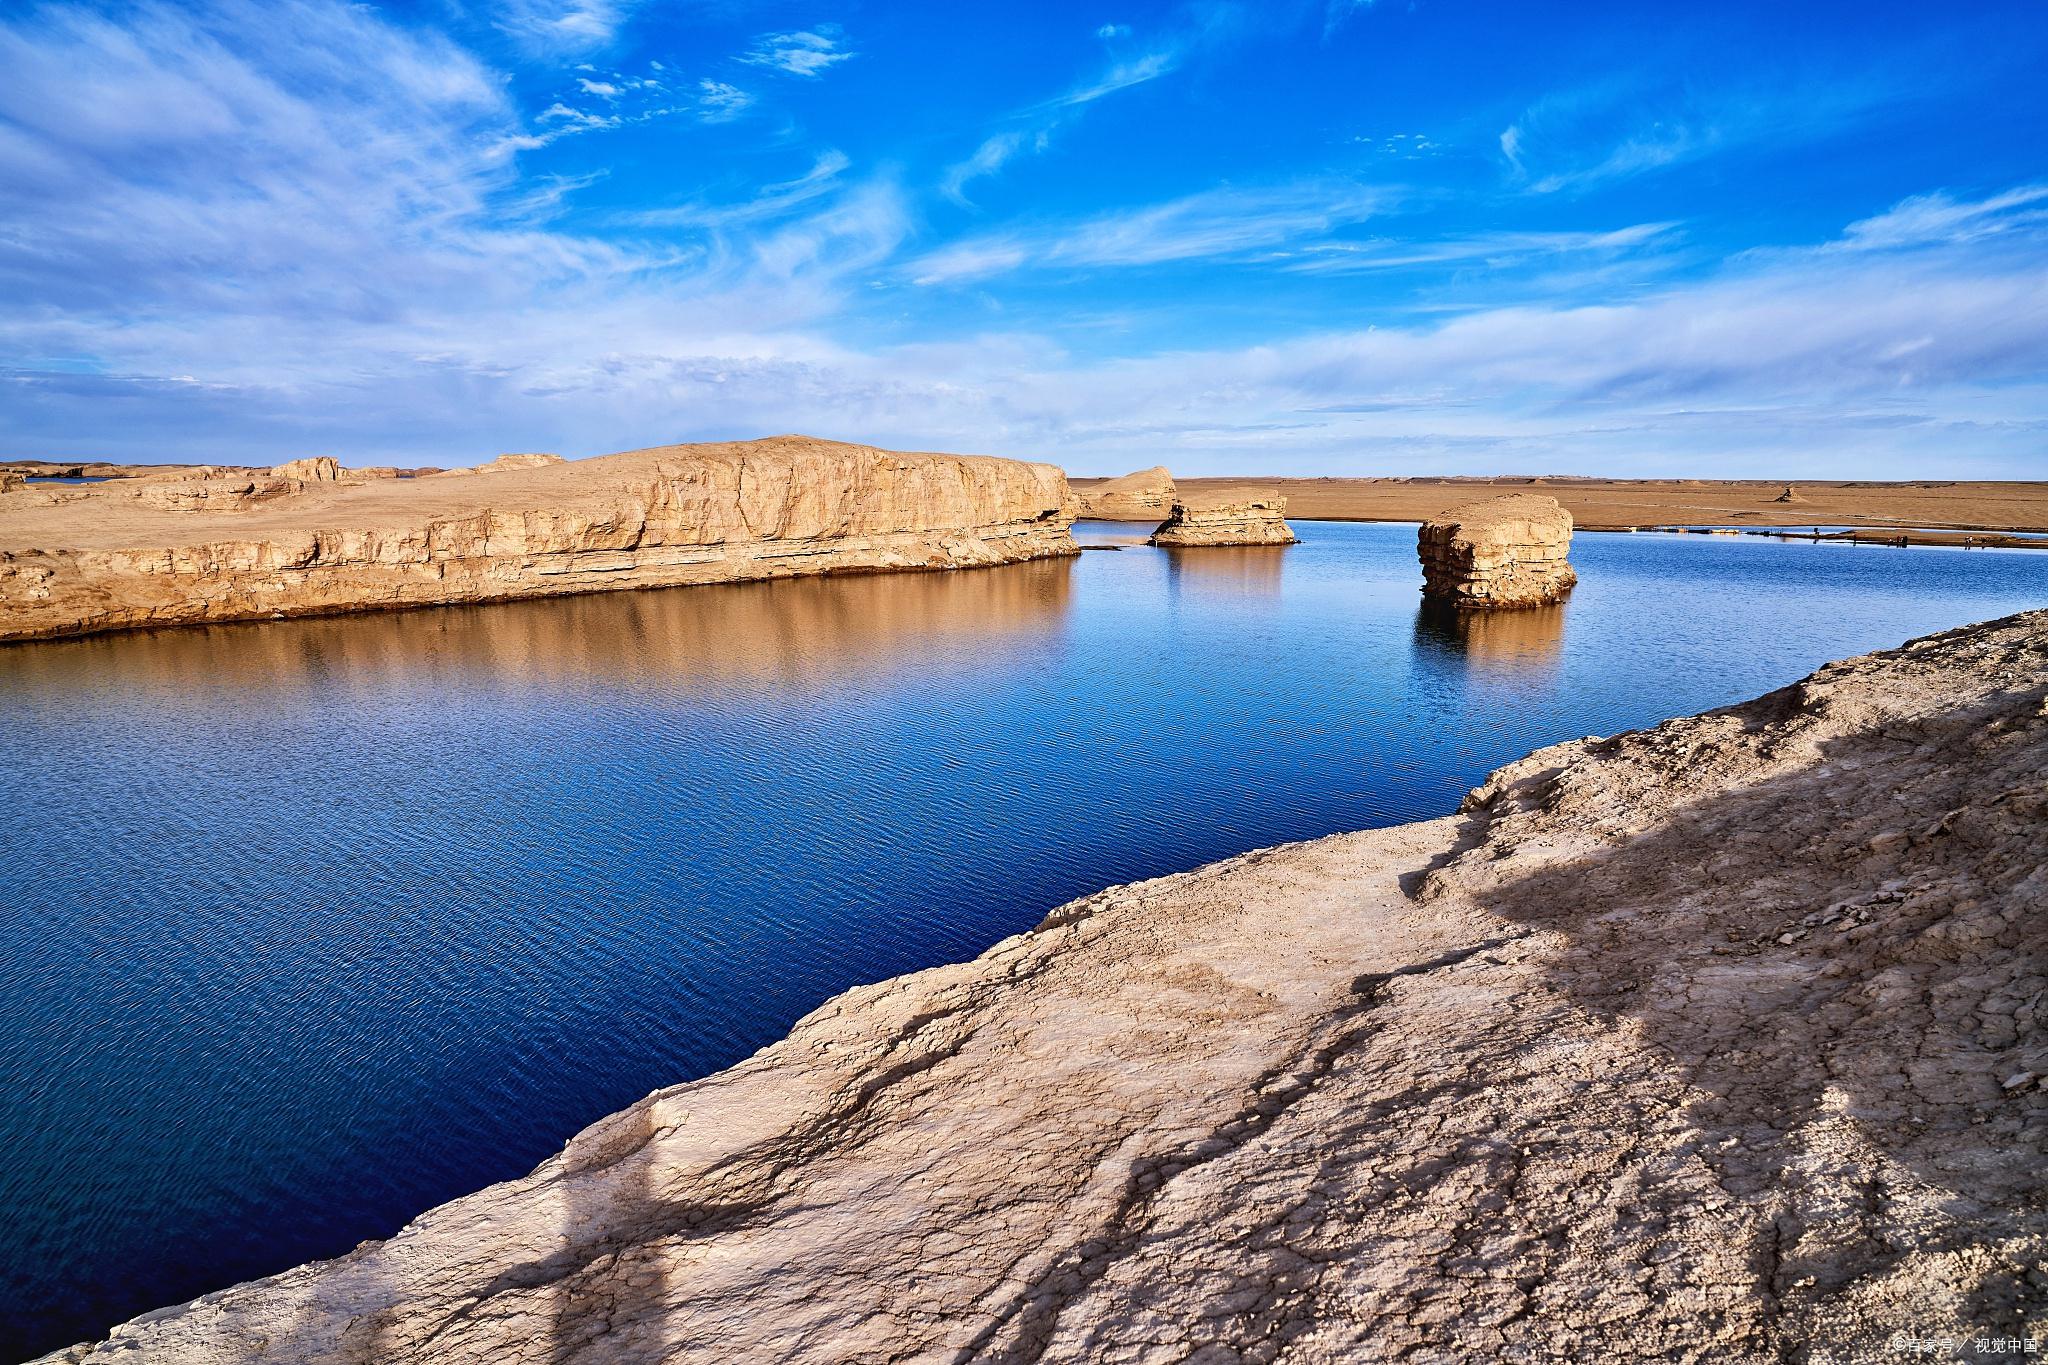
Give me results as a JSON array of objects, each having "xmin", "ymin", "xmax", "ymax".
[{"xmin": 2, "ymin": 0, "xmax": 2046, "ymax": 475}]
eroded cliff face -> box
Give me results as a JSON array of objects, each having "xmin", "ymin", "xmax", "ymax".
[
  {"xmin": 0, "ymin": 437, "xmax": 1076, "ymax": 643},
  {"xmin": 1418, "ymin": 492, "xmax": 1577, "ymax": 608},
  {"xmin": 1148, "ymin": 498, "xmax": 1297, "ymax": 547},
  {"xmin": 41, "ymin": 611, "xmax": 2048, "ymax": 1364},
  {"xmin": 1076, "ymin": 466, "xmax": 1177, "ymax": 521}
]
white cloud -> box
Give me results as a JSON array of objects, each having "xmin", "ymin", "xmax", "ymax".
[
  {"xmin": 1097, "ymin": 23, "xmax": 1130, "ymax": 39},
  {"xmin": 940, "ymin": 130, "xmax": 1050, "ymax": 207},
  {"xmin": 695, "ymin": 79, "xmax": 754, "ymax": 122},
  {"xmin": 1837, "ymin": 184, "xmax": 2048, "ymax": 250},
  {"xmin": 1281, "ymin": 222, "xmax": 1681, "ymax": 274},
  {"xmin": 626, "ymin": 150, "xmax": 853, "ymax": 229},
  {"xmin": 911, "ymin": 181, "xmax": 1394, "ymax": 283},
  {"xmin": 575, "ymin": 77, "xmax": 620, "ymax": 98},
  {"xmin": 495, "ymin": 0, "xmax": 630, "ymax": 55},
  {"xmin": 738, "ymin": 28, "xmax": 855, "ymax": 78},
  {"xmin": 1501, "ymin": 75, "xmax": 1891, "ymax": 196},
  {"xmin": 1048, "ymin": 49, "xmax": 1178, "ymax": 107}
]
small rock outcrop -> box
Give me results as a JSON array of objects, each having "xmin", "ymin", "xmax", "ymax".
[
  {"xmin": 1774, "ymin": 484, "xmax": 1804, "ymax": 503},
  {"xmin": 271, "ymin": 457, "xmax": 340, "ymax": 482},
  {"xmin": 1418, "ymin": 493, "xmax": 1576, "ymax": 609},
  {"xmin": 1149, "ymin": 498, "xmax": 1297, "ymax": 547},
  {"xmin": 1077, "ymin": 466, "xmax": 1176, "ymax": 521},
  {"xmin": 483, "ymin": 453, "xmax": 566, "ymax": 472}
]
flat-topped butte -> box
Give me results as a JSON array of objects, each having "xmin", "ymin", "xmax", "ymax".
[{"xmin": 0, "ymin": 436, "xmax": 1077, "ymax": 643}]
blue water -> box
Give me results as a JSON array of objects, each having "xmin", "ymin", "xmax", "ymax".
[{"xmin": 2, "ymin": 523, "xmax": 2044, "ymax": 1358}]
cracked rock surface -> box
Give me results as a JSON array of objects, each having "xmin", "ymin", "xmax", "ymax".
[
  {"xmin": 0, "ymin": 436, "xmax": 1076, "ymax": 643},
  {"xmin": 39, "ymin": 610, "xmax": 2048, "ymax": 1363}
]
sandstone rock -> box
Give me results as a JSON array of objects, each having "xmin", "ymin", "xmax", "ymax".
[
  {"xmin": 1077, "ymin": 465, "xmax": 1176, "ymax": 520},
  {"xmin": 271, "ymin": 457, "xmax": 340, "ymax": 482},
  {"xmin": 0, "ymin": 472, "xmax": 21, "ymax": 493},
  {"xmin": 483, "ymin": 453, "xmax": 566, "ymax": 472},
  {"xmin": 38, "ymin": 610, "xmax": 2048, "ymax": 1364},
  {"xmin": 1775, "ymin": 484, "xmax": 1804, "ymax": 503},
  {"xmin": 1149, "ymin": 498, "xmax": 1297, "ymax": 547},
  {"xmin": 0, "ymin": 436, "xmax": 1077, "ymax": 643},
  {"xmin": 1418, "ymin": 493, "xmax": 1577, "ymax": 609}
]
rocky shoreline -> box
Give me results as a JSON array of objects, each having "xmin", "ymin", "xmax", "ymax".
[
  {"xmin": 0, "ymin": 437, "xmax": 1077, "ymax": 644},
  {"xmin": 38, "ymin": 608, "xmax": 2047, "ymax": 1363}
]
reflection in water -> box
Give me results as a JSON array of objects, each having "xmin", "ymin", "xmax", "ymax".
[
  {"xmin": 1, "ymin": 558, "xmax": 1076, "ymax": 701},
  {"xmin": 1411, "ymin": 602, "xmax": 1566, "ymax": 677},
  {"xmin": 1160, "ymin": 545, "xmax": 1289, "ymax": 601}
]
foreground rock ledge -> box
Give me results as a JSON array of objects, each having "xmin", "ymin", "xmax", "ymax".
[
  {"xmin": 1419, "ymin": 492, "xmax": 1577, "ymax": 608},
  {"xmin": 43, "ymin": 611, "xmax": 2048, "ymax": 1363},
  {"xmin": 0, "ymin": 437, "xmax": 1075, "ymax": 644},
  {"xmin": 1150, "ymin": 498, "xmax": 1298, "ymax": 547}
]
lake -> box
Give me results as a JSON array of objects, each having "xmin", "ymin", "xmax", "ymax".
[{"xmin": 3, "ymin": 522, "xmax": 2045, "ymax": 1358}]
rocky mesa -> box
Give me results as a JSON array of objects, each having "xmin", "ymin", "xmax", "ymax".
[
  {"xmin": 0, "ymin": 437, "xmax": 1076, "ymax": 643},
  {"xmin": 1074, "ymin": 465, "xmax": 1177, "ymax": 521},
  {"xmin": 1419, "ymin": 492, "xmax": 1578, "ymax": 608},
  {"xmin": 1149, "ymin": 498, "xmax": 1298, "ymax": 547},
  {"xmin": 40, "ymin": 609, "xmax": 2048, "ymax": 1363}
]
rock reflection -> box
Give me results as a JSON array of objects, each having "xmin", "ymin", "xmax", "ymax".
[
  {"xmin": 0, "ymin": 558, "xmax": 1076, "ymax": 700},
  {"xmin": 1159, "ymin": 545, "xmax": 1288, "ymax": 600},
  {"xmin": 1411, "ymin": 602, "xmax": 1566, "ymax": 678}
]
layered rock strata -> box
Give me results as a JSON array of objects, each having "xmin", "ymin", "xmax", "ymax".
[
  {"xmin": 42, "ymin": 610, "xmax": 2048, "ymax": 1363},
  {"xmin": 0, "ymin": 437, "xmax": 1076, "ymax": 643},
  {"xmin": 1076, "ymin": 465, "xmax": 1177, "ymax": 521},
  {"xmin": 1418, "ymin": 492, "xmax": 1577, "ymax": 608},
  {"xmin": 1149, "ymin": 498, "xmax": 1297, "ymax": 547}
]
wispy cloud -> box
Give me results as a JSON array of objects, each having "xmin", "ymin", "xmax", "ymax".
[
  {"xmin": 1280, "ymin": 222, "xmax": 1681, "ymax": 274},
  {"xmin": 940, "ymin": 129, "xmax": 1049, "ymax": 206},
  {"xmin": 738, "ymin": 27, "xmax": 856, "ymax": 78},
  {"xmin": 625, "ymin": 151, "xmax": 853, "ymax": 229},
  {"xmin": 941, "ymin": 13, "xmax": 1235, "ymax": 205},
  {"xmin": 695, "ymin": 79, "xmax": 753, "ymax": 123},
  {"xmin": 1322, "ymin": 0, "xmax": 1374, "ymax": 40},
  {"xmin": 911, "ymin": 181, "xmax": 1394, "ymax": 284},
  {"xmin": 1045, "ymin": 49, "xmax": 1179, "ymax": 108},
  {"xmin": 495, "ymin": 0, "xmax": 632, "ymax": 56},
  {"xmin": 1500, "ymin": 74, "xmax": 1893, "ymax": 196},
  {"xmin": 1836, "ymin": 184, "xmax": 2048, "ymax": 250}
]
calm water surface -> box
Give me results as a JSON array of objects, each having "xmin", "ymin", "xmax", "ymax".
[{"xmin": 3, "ymin": 522, "xmax": 2045, "ymax": 1357}]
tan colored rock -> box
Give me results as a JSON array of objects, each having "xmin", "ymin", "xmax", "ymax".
[
  {"xmin": 0, "ymin": 436, "xmax": 1076, "ymax": 643},
  {"xmin": 271, "ymin": 457, "xmax": 340, "ymax": 482},
  {"xmin": 1149, "ymin": 497, "xmax": 1297, "ymax": 546},
  {"xmin": 1076, "ymin": 465, "xmax": 1176, "ymax": 520},
  {"xmin": 0, "ymin": 472, "xmax": 21, "ymax": 493},
  {"xmin": 483, "ymin": 453, "xmax": 566, "ymax": 472},
  {"xmin": 1775, "ymin": 483, "xmax": 1804, "ymax": 503},
  {"xmin": 37, "ymin": 610, "xmax": 2048, "ymax": 1364},
  {"xmin": 1418, "ymin": 492, "xmax": 1577, "ymax": 608}
]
